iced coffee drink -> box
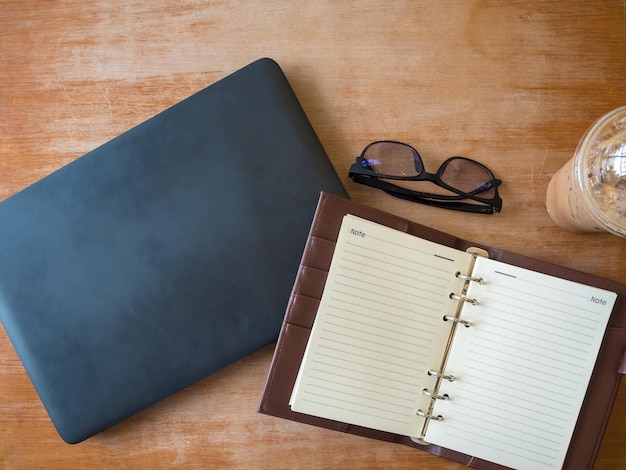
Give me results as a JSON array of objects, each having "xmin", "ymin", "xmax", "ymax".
[{"xmin": 546, "ymin": 106, "xmax": 626, "ymax": 237}]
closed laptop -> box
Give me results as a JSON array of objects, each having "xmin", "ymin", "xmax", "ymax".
[{"xmin": 0, "ymin": 58, "xmax": 347, "ymax": 443}]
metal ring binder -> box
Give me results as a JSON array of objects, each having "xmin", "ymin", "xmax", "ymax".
[
  {"xmin": 416, "ymin": 409, "xmax": 443, "ymax": 421},
  {"xmin": 442, "ymin": 314, "xmax": 471, "ymax": 327},
  {"xmin": 455, "ymin": 271, "xmax": 484, "ymax": 285},
  {"xmin": 449, "ymin": 293, "xmax": 478, "ymax": 306},
  {"xmin": 427, "ymin": 369, "xmax": 455, "ymax": 382},
  {"xmin": 422, "ymin": 388, "xmax": 449, "ymax": 400}
]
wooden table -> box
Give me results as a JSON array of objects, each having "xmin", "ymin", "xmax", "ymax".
[{"xmin": 1, "ymin": 1, "xmax": 625, "ymax": 468}]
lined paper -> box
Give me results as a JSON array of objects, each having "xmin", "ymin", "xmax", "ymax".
[
  {"xmin": 290, "ymin": 215, "xmax": 473, "ymax": 436},
  {"xmin": 427, "ymin": 257, "xmax": 616, "ymax": 470}
]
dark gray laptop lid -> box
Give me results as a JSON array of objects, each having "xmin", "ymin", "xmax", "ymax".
[{"xmin": 0, "ymin": 58, "xmax": 347, "ymax": 443}]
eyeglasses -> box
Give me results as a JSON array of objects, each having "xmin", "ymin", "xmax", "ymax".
[{"xmin": 348, "ymin": 141, "xmax": 502, "ymax": 214}]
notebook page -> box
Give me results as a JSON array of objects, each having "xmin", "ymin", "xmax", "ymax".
[
  {"xmin": 290, "ymin": 215, "xmax": 474, "ymax": 436},
  {"xmin": 427, "ymin": 257, "xmax": 616, "ymax": 470}
]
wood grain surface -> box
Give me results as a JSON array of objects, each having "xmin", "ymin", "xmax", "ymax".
[{"xmin": 1, "ymin": 1, "xmax": 625, "ymax": 468}]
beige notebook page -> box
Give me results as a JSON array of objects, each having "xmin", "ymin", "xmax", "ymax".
[
  {"xmin": 427, "ymin": 257, "xmax": 616, "ymax": 470},
  {"xmin": 291, "ymin": 215, "xmax": 473, "ymax": 437}
]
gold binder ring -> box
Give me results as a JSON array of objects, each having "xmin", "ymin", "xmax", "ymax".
[
  {"xmin": 427, "ymin": 369, "xmax": 455, "ymax": 382},
  {"xmin": 443, "ymin": 314, "xmax": 472, "ymax": 327},
  {"xmin": 455, "ymin": 271, "xmax": 484, "ymax": 285},
  {"xmin": 449, "ymin": 293, "xmax": 478, "ymax": 306},
  {"xmin": 416, "ymin": 409, "xmax": 444, "ymax": 421},
  {"xmin": 422, "ymin": 388, "xmax": 449, "ymax": 400}
]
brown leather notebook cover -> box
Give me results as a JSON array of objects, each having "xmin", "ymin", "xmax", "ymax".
[{"xmin": 258, "ymin": 192, "xmax": 626, "ymax": 469}]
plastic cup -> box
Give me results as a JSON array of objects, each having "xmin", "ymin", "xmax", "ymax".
[{"xmin": 546, "ymin": 105, "xmax": 626, "ymax": 237}]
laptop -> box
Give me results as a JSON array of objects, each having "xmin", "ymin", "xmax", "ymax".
[{"xmin": 0, "ymin": 58, "xmax": 347, "ymax": 444}]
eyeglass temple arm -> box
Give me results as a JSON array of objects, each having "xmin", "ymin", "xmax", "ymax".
[
  {"xmin": 351, "ymin": 172, "xmax": 479, "ymax": 202},
  {"xmin": 384, "ymin": 188, "xmax": 498, "ymax": 213},
  {"xmin": 350, "ymin": 174, "xmax": 499, "ymax": 213}
]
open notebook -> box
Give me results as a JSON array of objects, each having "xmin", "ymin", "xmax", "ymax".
[
  {"xmin": 290, "ymin": 214, "xmax": 615, "ymax": 469},
  {"xmin": 259, "ymin": 193, "xmax": 626, "ymax": 470},
  {"xmin": 0, "ymin": 59, "xmax": 347, "ymax": 444}
]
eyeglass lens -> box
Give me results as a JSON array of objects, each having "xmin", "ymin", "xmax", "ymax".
[
  {"xmin": 362, "ymin": 141, "xmax": 423, "ymax": 176},
  {"xmin": 439, "ymin": 158, "xmax": 496, "ymax": 197}
]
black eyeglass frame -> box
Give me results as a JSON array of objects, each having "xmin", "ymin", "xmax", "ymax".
[{"xmin": 348, "ymin": 141, "xmax": 503, "ymax": 214}]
